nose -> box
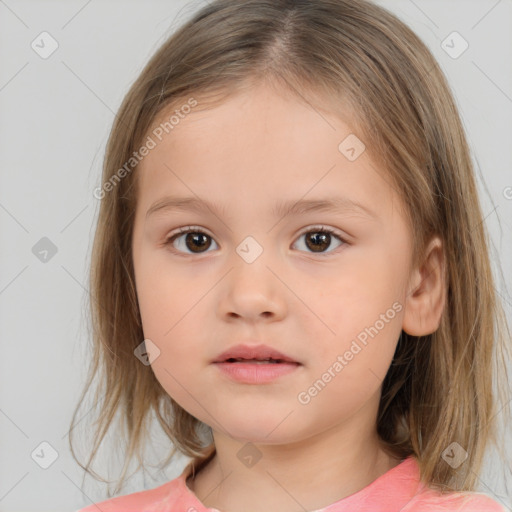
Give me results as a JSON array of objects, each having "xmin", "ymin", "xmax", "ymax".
[{"xmin": 217, "ymin": 252, "xmax": 287, "ymax": 323}]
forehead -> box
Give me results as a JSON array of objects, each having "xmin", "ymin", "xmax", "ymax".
[
  {"xmin": 135, "ymin": 83, "xmax": 403, "ymax": 223},
  {"xmin": 145, "ymin": 80, "xmax": 362, "ymax": 155}
]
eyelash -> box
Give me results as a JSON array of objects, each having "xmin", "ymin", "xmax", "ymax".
[{"xmin": 164, "ymin": 225, "xmax": 349, "ymax": 257}]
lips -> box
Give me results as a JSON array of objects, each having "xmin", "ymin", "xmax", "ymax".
[{"xmin": 212, "ymin": 343, "xmax": 300, "ymax": 365}]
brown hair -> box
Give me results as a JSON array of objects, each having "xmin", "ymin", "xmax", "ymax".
[{"xmin": 70, "ymin": 0, "xmax": 512, "ymax": 498}]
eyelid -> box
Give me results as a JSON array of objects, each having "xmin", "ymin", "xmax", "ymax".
[
  {"xmin": 168, "ymin": 225, "xmax": 213, "ymax": 238},
  {"xmin": 296, "ymin": 224, "xmax": 350, "ymax": 243}
]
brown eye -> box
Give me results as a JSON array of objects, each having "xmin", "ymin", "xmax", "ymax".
[
  {"xmin": 293, "ymin": 227, "xmax": 346, "ymax": 255},
  {"xmin": 166, "ymin": 228, "xmax": 217, "ymax": 254},
  {"xmin": 305, "ymin": 231, "xmax": 331, "ymax": 252}
]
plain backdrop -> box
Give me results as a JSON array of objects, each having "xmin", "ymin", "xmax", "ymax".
[{"xmin": 0, "ymin": 1, "xmax": 511, "ymax": 511}]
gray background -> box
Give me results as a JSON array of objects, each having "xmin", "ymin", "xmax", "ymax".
[{"xmin": 0, "ymin": 0, "xmax": 511, "ymax": 511}]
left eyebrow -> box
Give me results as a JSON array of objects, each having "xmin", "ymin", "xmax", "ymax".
[
  {"xmin": 146, "ymin": 195, "xmax": 378, "ymax": 221},
  {"xmin": 271, "ymin": 196, "xmax": 378, "ymax": 220}
]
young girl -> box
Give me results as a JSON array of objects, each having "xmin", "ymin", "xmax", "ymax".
[{"xmin": 71, "ymin": 0, "xmax": 511, "ymax": 510}]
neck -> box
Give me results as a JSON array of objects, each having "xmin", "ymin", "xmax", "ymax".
[{"xmin": 187, "ymin": 423, "xmax": 401, "ymax": 512}]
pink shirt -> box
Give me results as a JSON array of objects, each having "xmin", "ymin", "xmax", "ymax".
[{"xmin": 76, "ymin": 455, "xmax": 506, "ymax": 511}]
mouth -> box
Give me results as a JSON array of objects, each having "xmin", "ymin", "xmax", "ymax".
[
  {"xmin": 212, "ymin": 343, "xmax": 301, "ymax": 365},
  {"xmin": 213, "ymin": 357, "xmax": 301, "ymax": 384},
  {"xmin": 222, "ymin": 357, "xmax": 297, "ymax": 364}
]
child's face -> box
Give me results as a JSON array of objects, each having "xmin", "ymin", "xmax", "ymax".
[{"xmin": 132, "ymin": 82, "xmax": 414, "ymax": 445}]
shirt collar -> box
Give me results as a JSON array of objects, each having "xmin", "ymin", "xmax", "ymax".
[{"xmin": 177, "ymin": 455, "xmax": 423, "ymax": 512}]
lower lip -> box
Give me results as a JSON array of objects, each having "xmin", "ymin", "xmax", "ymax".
[{"xmin": 213, "ymin": 361, "xmax": 301, "ymax": 384}]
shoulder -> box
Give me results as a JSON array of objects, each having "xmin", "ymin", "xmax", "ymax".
[
  {"xmin": 74, "ymin": 472, "xmax": 195, "ymax": 512},
  {"xmin": 406, "ymin": 486, "xmax": 508, "ymax": 512}
]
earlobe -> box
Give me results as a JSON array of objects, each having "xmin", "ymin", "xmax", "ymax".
[{"xmin": 402, "ymin": 236, "xmax": 446, "ymax": 336}]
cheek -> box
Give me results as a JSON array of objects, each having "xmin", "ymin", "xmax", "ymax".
[
  {"xmin": 301, "ymin": 250, "xmax": 404, "ymax": 370},
  {"xmin": 134, "ymin": 250, "xmax": 197, "ymax": 336},
  {"xmin": 133, "ymin": 251, "xmax": 212, "ymax": 364},
  {"xmin": 136, "ymin": 272, "xmax": 175, "ymax": 338},
  {"xmin": 309, "ymin": 256, "xmax": 401, "ymax": 330},
  {"xmin": 135, "ymin": 261, "xmax": 208, "ymax": 412}
]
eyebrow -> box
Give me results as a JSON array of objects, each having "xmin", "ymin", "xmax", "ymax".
[{"xmin": 146, "ymin": 195, "xmax": 378, "ymax": 220}]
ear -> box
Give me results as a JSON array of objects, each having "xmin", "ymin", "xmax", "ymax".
[{"xmin": 402, "ymin": 236, "xmax": 446, "ymax": 336}]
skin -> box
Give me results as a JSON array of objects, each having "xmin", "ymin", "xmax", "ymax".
[{"xmin": 131, "ymin": 82, "xmax": 445, "ymax": 512}]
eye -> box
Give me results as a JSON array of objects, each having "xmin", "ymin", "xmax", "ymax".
[
  {"xmin": 164, "ymin": 225, "xmax": 348, "ymax": 255},
  {"xmin": 292, "ymin": 226, "xmax": 347, "ymax": 255},
  {"xmin": 165, "ymin": 226, "xmax": 218, "ymax": 255}
]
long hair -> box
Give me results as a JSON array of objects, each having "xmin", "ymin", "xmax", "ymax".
[{"xmin": 69, "ymin": 0, "xmax": 511, "ymax": 497}]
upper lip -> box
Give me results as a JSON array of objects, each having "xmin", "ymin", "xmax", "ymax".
[{"xmin": 212, "ymin": 344, "xmax": 300, "ymax": 364}]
